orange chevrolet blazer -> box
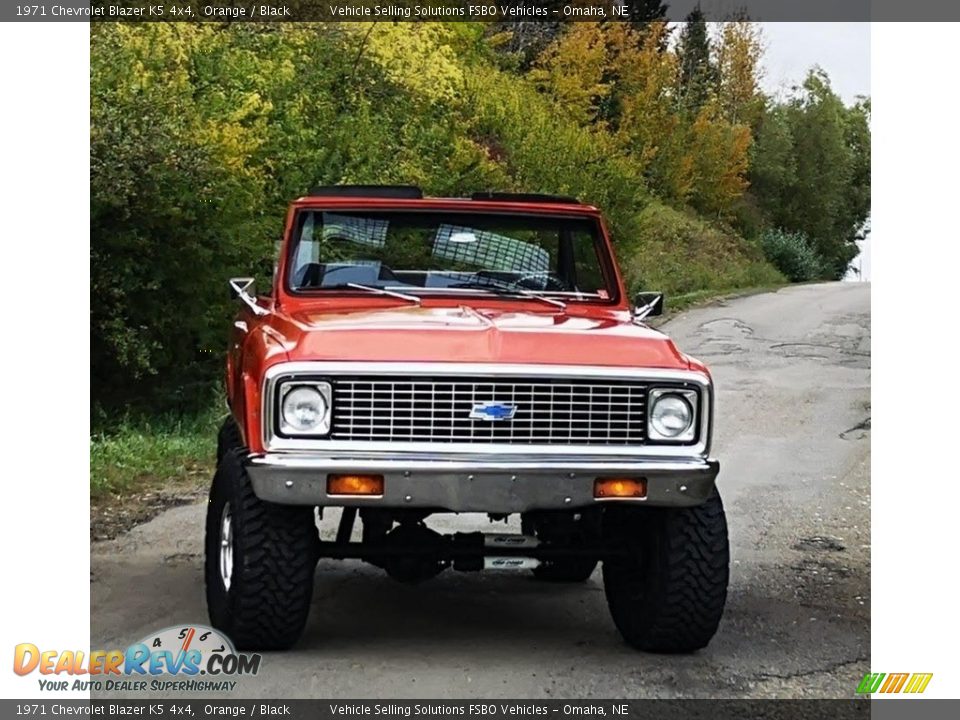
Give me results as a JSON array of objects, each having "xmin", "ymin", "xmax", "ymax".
[{"xmin": 207, "ymin": 186, "xmax": 728, "ymax": 653}]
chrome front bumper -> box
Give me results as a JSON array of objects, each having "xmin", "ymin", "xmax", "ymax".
[{"xmin": 245, "ymin": 452, "xmax": 720, "ymax": 513}]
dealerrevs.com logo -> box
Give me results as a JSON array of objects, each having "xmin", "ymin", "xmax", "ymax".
[{"xmin": 13, "ymin": 625, "xmax": 261, "ymax": 693}]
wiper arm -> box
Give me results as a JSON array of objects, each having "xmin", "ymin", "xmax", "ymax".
[
  {"xmin": 398, "ymin": 284, "xmax": 567, "ymax": 309},
  {"xmin": 461, "ymin": 280, "xmax": 567, "ymax": 309},
  {"xmin": 514, "ymin": 289, "xmax": 567, "ymax": 309},
  {"xmin": 345, "ymin": 283, "xmax": 422, "ymax": 305}
]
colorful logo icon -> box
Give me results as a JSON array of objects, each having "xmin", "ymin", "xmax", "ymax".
[{"xmin": 856, "ymin": 672, "xmax": 933, "ymax": 694}]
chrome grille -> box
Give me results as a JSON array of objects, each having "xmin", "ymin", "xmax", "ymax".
[{"xmin": 331, "ymin": 376, "xmax": 649, "ymax": 445}]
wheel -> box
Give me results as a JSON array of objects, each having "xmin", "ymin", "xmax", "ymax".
[
  {"xmin": 205, "ymin": 448, "xmax": 318, "ymax": 650},
  {"xmin": 216, "ymin": 416, "xmax": 243, "ymax": 463},
  {"xmin": 532, "ymin": 558, "xmax": 598, "ymax": 583},
  {"xmin": 601, "ymin": 489, "xmax": 729, "ymax": 653}
]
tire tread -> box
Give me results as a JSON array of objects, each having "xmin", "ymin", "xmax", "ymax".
[
  {"xmin": 205, "ymin": 449, "xmax": 318, "ymax": 651},
  {"xmin": 602, "ymin": 490, "xmax": 729, "ymax": 653}
]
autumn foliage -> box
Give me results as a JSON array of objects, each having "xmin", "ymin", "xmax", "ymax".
[{"xmin": 91, "ymin": 21, "xmax": 869, "ymax": 416}]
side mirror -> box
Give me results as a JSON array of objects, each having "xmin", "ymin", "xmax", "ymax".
[
  {"xmin": 229, "ymin": 277, "xmax": 269, "ymax": 316},
  {"xmin": 633, "ymin": 292, "xmax": 664, "ymax": 321},
  {"xmin": 229, "ymin": 277, "xmax": 256, "ymax": 300}
]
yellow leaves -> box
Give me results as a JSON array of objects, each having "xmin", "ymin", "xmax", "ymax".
[
  {"xmin": 523, "ymin": 20, "xmax": 758, "ymax": 217},
  {"xmin": 228, "ymin": 91, "xmax": 273, "ymax": 124},
  {"xmin": 356, "ymin": 23, "xmax": 464, "ymax": 104},
  {"xmin": 716, "ymin": 21, "xmax": 765, "ymax": 126},
  {"xmin": 529, "ymin": 23, "xmax": 610, "ymax": 125},
  {"xmin": 607, "ymin": 22, "xmax": 675, "ymax": 100},
  {"xmin": 204, "ymin": 122, "xmax": 259, "ymax": 172},
  {"xmin": 662, "ymin": 152, "xmax": 697, "ymax": 207},
  {"xmin": 608, "ymin": 23, "xmax": 680, "ymax": 177},
  {"xmin": 200, "ymin": 91, "xmax": 269, "ymax": 174},
  {"xmin": 95, "ymin": 23, "xmax": 211, "ymax": 102},
  {"xmin": 485, "ymin": 30, "xmax": 515, "ymax": 50},
  {"xmin": 92, "ymin": 23, "xmax": 268, "ymax": 184},
  {"xmin": 276, "ymin": 57, "xmax": 297, "ymax": 85},
  {"xmin": 683, "ymin": 102, "xmax": 753, "ymax": 215}
]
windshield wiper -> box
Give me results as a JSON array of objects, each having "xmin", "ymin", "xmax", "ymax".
[
  {"xmin": 343, "ymin": 283, "xmax": 422, "ymax": 305},
  {"xmin": 402, "ymin": 282, "xmax": 567, "ymax": 309},
  {"xmin": 511, "ymin": 288, "xmax": 567, "ymax": 309},
  {"xmin": 464, "ymin": 278, "xmax": 569, "ymax": 308}
]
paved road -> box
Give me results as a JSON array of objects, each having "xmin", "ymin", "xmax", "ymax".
[{"xmin": 91, "ymin": 282, "xmax": 871, "ymax": 699}]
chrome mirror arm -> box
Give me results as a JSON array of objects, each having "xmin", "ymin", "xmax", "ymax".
[
  {"xmin": 229, "ymin": 278, "xmax": 270, "ymax": 317},
  {"xmin": 633, "ymin": 301, "xmax": 657, "ymax": 322}
]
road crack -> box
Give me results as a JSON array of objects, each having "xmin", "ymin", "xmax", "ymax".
[
  {"xmin": 751, "ymin": 654, "xmax": 870, "ymax": 682},
  {"xmin": 840, "ymin": 417, "xmax": 871, "ymax": 440},
  {"xmin": 770, "ymin": 342, "xmax": 870, "ymax": 358}
]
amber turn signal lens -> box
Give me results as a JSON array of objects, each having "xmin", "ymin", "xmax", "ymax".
[
  {"xmin": 327, "ymin": 474, "xmax": 384, "ymax": 496},
  {"xmin": 594, "ymin": 477, "xmax": 647, "ymax": 499}
]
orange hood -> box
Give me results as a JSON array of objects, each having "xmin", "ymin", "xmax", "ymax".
[{"xmin": 270, "ymin": 304, "xmax": 692, "ymax": 370}]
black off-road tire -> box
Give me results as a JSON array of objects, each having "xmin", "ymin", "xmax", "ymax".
[
  {"xmin": 216, "ymin": 416, "xmax": 244, "ymax": 463},
  {"xmin": 532, "ymin": 559, "xmax": 598, "ymax": 583},
  {"xmin": 205, "ymin": 448, "xmax": 319, "ymax": 651},
  {"xmin": 602, "ymin": 489, "xmax": 729, "ymax": 653}
]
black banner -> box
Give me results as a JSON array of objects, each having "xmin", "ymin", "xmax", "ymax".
[
  {"xmin": 0, "ymin": 699, "xmax": 889, "ymax": 720},
  {"xmin": 2, "ymin": 0, "xmax": 959, "ymax": 23}
]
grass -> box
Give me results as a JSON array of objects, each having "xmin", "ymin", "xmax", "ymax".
[
  {"xmin": 663, "ymin": 283, "xmax": 790, "ymax": 314},
  {"xmin": 617, "ymin": 202, "xmax": 786, "ymax": 299},
  {"xmin": 90, "ymin": 406, "xmax": 221, "ymax": 500}
]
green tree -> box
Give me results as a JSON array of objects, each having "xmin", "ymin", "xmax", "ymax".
[
  {"xmin": 487, "ymin": 1, "xmax": 568, "ymax": 69},
  {"xmin": 90, "ymin": 24, "xmax": 268, "ymax": 413},
  {"xmin": 842, "ymin": 97, "xmax": 872, "ymax": 252},
  {"xmin": 90, "ymin": 23, "xmax": 490, "ymax": 415},
  {"xmin": 675, "ymin": 5, "xmax": 716, "ymax": 114},
  {"xmin": 749, "ymin": 103, "xmax": 796, "ymax": 213},
  {"xmin": 784, "ymin": 70, "xmax": 854, "ymax": 274},
  {"xmin": 750, "ymin": 69, "xmax": 870, "ymax": 277}
]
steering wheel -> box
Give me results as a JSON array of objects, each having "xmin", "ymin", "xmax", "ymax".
[{"xmin": 511, "ymin": 271, "xmax": 567, "ymax": 291}]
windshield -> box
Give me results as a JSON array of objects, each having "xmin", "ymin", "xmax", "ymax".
[{"xmin": 285, "ymin": 210, "xmax": 614, "ymax": 300}]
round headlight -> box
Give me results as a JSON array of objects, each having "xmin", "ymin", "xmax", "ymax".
[
  {"xmin": 281, "ymin": 386, "xmax": 328, "ymax": 433},
  {"xmin": 650, "ymin": 394, "xmax": 693, "ymax": 438}
]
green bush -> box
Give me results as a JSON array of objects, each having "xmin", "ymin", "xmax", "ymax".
[
  {"xmin": 90, "ymin": 24, "xmax": 501, "ymax": 420},
  {"xmin": 619, "ymin": 202, "xmax": 784, "ymax": 298},
  {"xmin": 760, "ymin": 228, "xmax": 825, "ymax": 282}
]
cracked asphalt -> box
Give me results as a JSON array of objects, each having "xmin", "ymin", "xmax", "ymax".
[{"xmin": 91, "ymin": 281, "xmax": 870, "ymax": 699}]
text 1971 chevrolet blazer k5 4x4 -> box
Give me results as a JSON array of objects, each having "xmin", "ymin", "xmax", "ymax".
[{"xmin": 207, "ymin": 186, "xmax": 728, "ymax": 653}]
